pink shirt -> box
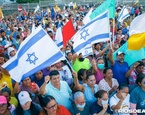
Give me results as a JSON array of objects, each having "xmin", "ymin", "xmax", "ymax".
[{"xmin": 94, "ymin": 69, "xmax": 104, "ymax": 84}]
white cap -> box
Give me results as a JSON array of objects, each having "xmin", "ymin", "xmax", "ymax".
[{"xmin": 18, "ymin": 91, "xmax": 32, "ymax": 105}]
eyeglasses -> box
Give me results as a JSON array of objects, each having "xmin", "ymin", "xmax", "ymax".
[
  {"xmin": 46, "ymin": 103, "xmax": 57, "ymax": 110},
  {"xmin": 0, "ymin": 103, "xmax": 7, "ymax": 108}
]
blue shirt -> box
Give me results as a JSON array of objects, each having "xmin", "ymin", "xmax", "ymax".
[
  {"xmin": 111, "ymin": 60, "xmax": 129, "ymax": 84},
  {"xmin": 130, "ymin": 86, "xmax": 145, "ymax": 115},
  {"xmin": 83, "ymin": 84, "xmax": 98, "ymax": 105},
  {"xmin": 44, "ymin": 81, "xmax": 72, "ymax": 109}
]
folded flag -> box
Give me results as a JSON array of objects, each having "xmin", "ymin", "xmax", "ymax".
[
  {"xmin": 55, "ymin": 24, "xmax": 63, "ymax": 48},
  {"xmin": 2, "ymin": 26, "xmax": 64, "ymax": 82}
]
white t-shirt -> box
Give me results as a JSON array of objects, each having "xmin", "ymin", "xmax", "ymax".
[{"xmin": 109, "ymin": 94, "xmax": 130, "ymax": 115}]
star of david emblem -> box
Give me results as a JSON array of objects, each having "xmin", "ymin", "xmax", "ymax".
[
  {"xmin": 80, "ymin": 29, "xmax": 89, "ymax": 40},
  {"xmin": 26, "ymin": 52, "xmax": 38, "ymax": 65}
]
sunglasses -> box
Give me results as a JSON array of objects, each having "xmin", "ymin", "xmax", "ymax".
[{"xmin": 46, "ymin": 103, "xmax": 57, "ymax": 110}]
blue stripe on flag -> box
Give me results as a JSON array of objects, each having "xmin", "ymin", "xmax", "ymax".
[
  {"xmin": 57, "ymin": 42, "xmax": 63, "ymax": 47},
  {"xmin": 74, "ymin": 33, "xmax": 109, "ymax": 52},
  {"xmin": 5, "ymin": 29, "xmax": 46, "ymax": 71},
  {"xmin": 121, "ymin": 14, "xmax": 130, "ymax": 21},
  {"xmin": 118, "ymin": 7, "xmax": 125, "ymax": 20},
  {"xmin": 21, "ymin": 51, "xmax": 63, "ymax": 81},
  {"xmin": 81, "ymin": 11, "xmax": 108, "ymax": 31}
]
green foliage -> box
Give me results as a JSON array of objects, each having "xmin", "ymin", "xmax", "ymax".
[{"xmin": 16, "ymin": 0, "xmax": 39, "ymax": 3}]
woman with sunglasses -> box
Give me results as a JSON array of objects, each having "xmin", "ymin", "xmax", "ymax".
[
  {"xmin": 40, "ymin": 95, "xmax": 71, "ymax": 115},
  {"xmin": 0, "ymin": 96, "xmax": 11, "ymax": 115}
]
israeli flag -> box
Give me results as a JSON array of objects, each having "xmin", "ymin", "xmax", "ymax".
[
  {"xmin": 82, "ymin": 44, "xmax": 93, "ymax": 58},
  {"xmin": 55, "ymin": 24, "xmax": 63, "ymax": 48},
  {"xmin": 72, "ymin": 11, "xmax": 110, "ymax": 55},
  {"xmin": 118, "ymin": 6, "xmax": 130, "ymax": 23},
  {"xmin": 2, "ymin": 26, "xmax": 64, "ymax": 82}
]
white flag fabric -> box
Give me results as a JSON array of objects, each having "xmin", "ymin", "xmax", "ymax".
[
  {"xmin": 34, "ymin": 4, "xmax": 40, "ymax": 14},
  {"xmin": 2, "ymin": 26, "xmax": 64, "ymax": 82},
  {"xmin": 118, "ymin": 6, "xmax": 130, "ymax": 22},
  {"xmin": 72, "ymin": 11, "xmax": 110, "ymax": 55},
  {"xmin": 82, "ymin": 8, "xmax": 93, "ymax": 25},
  {"xmin": 55, "ymin": 26, "xmax": 63, "ymax": 48},
  {"xmin": 32, "ymin": 22, "xmax": 36, "ymax": 33},
  {"xmin": 82, "ymin": 44, "xmax": 93, "ymax": 58}
]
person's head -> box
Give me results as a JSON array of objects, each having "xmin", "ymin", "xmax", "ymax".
[
  {"xmin": 117, "ymin": 83, "xmax": 129, "ymax": 97},
  {"xmin": 86, "ymin": 73, "xmax": 96, "ymax": 87},
  {"xmin": 94, "ymin": 43, "xmax": 100, "ymax": 50},
  {"xmin": 66, "ymin": 52, "xmax": 73, "ymax": 61},
  {"xmin": 74, "ymin": 92, "xmax": 86, "ymax": 109},
  {"xmin": 18, "ymin": 91, "xmax": 32, "ymax": 111},
  {"xmin": 0, "ymin": 30, "xmax": 5, "ymax": 37},
  {"xmin": 42, "ymin": 95, "xmax": 57, "ymax": 115},
  {"xmin": 22, "ymin": 77, "xmax": 31, "ymax": 87},
  {"xmin": 97, "ymin": 57, "xmax": 105, "ymax": 70},
  {"xmin": 135, "ymin": 61, "xmax": 144, "ymax": 74},
  {"xmin": 1, "ymin": 87, "xmax": 11, "ymax": 102},
  {"xmin": 7, "ymin": 47, "xmax": 16, "ymax": 58},
  {"xmin": 34, "ymin": 70, "xmax": 43, "ymax": 80},
  {"xmin": 78, "ymin": 53, "xmax": 84, "ymax": 62},
  {"xmin": 0, "ymin": 96, "xmax": 8, "ymax": 114},
  {"xmin": 103, "ymin": 67, "xmax": 113, "ymax": 79},
  {"xmin": 78, "ymin": 69, "xmax": 87, "ymax": 81},
  {"xmin": 136, "ymin": 73, "xmax": 145, "ymax": 89},
  {"xmin": 49, "ymin": 70, "xmax": 60, "ymax": 87},
  {"xmin": 94, "ymin": 90, "xmax": 108, "ymax": 106},
  {"xmin": 116, "ymin": 51, "xmax": 125, "ymax": 63}
]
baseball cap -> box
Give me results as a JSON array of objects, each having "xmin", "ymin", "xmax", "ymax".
[
  {"xmin": 0, "ymin": 96, "xmax": 7, "ymax": 104},
  {"xmin": 18, "ymin": 91, "xmax": 32, "ymax": 105},
  {"xmin": 116, "ymin": 51, "xmax": 125, "ymax": 56}
]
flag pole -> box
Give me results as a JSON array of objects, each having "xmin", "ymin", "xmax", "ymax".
[{"xmin": 112, "ymin": 18, "xmax": 115, "ymax": 49}]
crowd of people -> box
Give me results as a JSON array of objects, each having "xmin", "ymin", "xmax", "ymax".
[{"xmin": 0, "ymin": 2, "xmax": 145, "ymax": 115}]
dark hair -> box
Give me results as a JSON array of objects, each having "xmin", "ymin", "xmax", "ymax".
[
  {"xmin": 96, "ymin": 57, "xmax": 104, "ymax": 63},
  {"xmin": 103, "ymin": 67, "xmax": 112, "ymax": 74},
  {"xmin": 136, "ymin": 61, "xmax": 144, "ymax": 68},
  {"xmin": 15, "ymin": 101, "xmax": 40, "ymax": 115},
  {"xmin": 94, "ymin": 43, "xmax": 100, "ymax": 48},
  {"xmin": 136, "ymin": 73, "xmax": 145, "ymax": 85},
  {"xmin": 86, "ymin": 73, "xmax": 94, "ymax": 80},
  {"xmin": 49, "ymin": 70, "xmax": 59, "ymax": 78},
  {"xmin": 118, "ymin": 83, "xmax": 129, "ymax": 90},
  {"xmin": 1, "ymin": 87, "xmax": 11, "ymax": 96},
  {"xmin": 94, "ymin": 90, "xmax": 107, "ymax": 99},
  {"xmin": 41, "ymin": 95, "xmax": 55, "ymax": 107},
  {"xmin": 78, "ymin": 69, "xmax": 86, "ymax": 81}
]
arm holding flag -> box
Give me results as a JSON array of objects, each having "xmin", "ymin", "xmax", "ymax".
[
  {"xmin": 39, "ymin": 76, "xmax": 50, "ymax": 95},
  {"xmin": 107, "ymin": 49, "xmax": 115, "ymax": 66}
]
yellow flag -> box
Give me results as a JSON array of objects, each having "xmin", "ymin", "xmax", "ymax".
[
  {"xmin": 73, "ymin": 2, "xmax": 77, "ymax": 10},
  {"xmin": 54, "ymin": 5, "xmax": 61, "ymax": 12},
  {"xmin": 0, "ymin": 7, "xmax": 4, "ymax": 19},
  {"xmin": 134, "ymin": 0, "xmax": 139, "ymax": 5}
]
